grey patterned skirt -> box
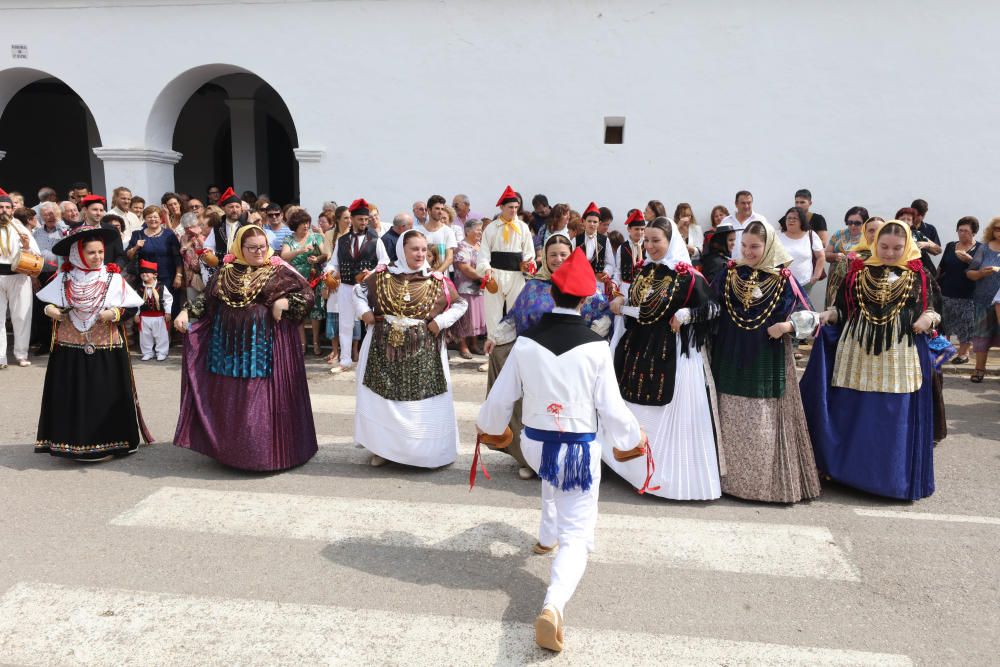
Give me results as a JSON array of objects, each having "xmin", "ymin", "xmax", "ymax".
[{"xmin": 941, "ymin": 296, "xmax": 975, "ymax": 343}]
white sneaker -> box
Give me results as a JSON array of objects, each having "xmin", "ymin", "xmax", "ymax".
[
  {"xmin": 155, "ymin": 356, "xmax": 167, "ymax": 362},
  {"xmin": 477, "ymin": 362, "xmax": 489, "ymax": 373},
  {"xmin": 370, "ymin": 454, "xmax": 389, "ymax": 467},
  {"xmin": 518, "ymin": 466, "xmax": 535, "ymax": 480},
  {"xmin": 16, "ymin": 359, "xmax": 31, "ymax": 367},
  {"xmin": 141, "ymin": 355, "xmax": 153, "ymax": 361}
]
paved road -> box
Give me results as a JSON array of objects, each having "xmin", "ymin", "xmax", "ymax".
[{"xmin": 1, "ymin": 351, "xmax": 997, "ymax": 666}]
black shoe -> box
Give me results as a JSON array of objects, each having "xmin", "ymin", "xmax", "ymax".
[{"xmin": 951, "ymin": 355, "xmax": 969, "ymax": 365}]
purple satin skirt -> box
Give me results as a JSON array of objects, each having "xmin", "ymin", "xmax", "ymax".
[{"xmin": 174, "ymin": 315, "xmax": 318, "ymax": 471}]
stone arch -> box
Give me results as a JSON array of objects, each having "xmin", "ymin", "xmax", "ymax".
[
  {"xmin": 0, "ymin": 67, "xmax": 105, "ymax": 199},
  {"xmin": 145, "ymin": 64, "xmax": 299, "ymax": 204}
]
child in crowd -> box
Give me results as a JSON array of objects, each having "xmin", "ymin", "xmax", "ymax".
[{"xmin": 135, "ymin": 260, "xmax": 172, "ymax": 361}]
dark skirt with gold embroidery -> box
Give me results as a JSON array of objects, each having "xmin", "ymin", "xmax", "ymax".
[
  {"xmin": 35, "ymin": 345, "xmax": 140, "ymax": 460},
  {"xmin": 363, "ymin": 320, "xmax": 447, "ymax": 401}
]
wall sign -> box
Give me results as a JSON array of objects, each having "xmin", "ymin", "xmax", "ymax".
[{"xmin": 11, "ymin": 44, "xmax": 28, "ymax": 60}]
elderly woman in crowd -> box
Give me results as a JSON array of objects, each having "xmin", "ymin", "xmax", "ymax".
[
  {"xmin": 450, "ymin": 218, "xmax": 486, "ymax": 358},
  {"xmin": 177, "ymin": 211, "xmax": 207, "ymax": 302},
  {"xmin": 965, "ymin": 216, "xmax": 1000, "ymax": 382},
  {"xmin": 937, "ymin": 216, "xmax": 981, "ymax": 365},
  {"xmin": 174, "ymin": 225, "xmax": 317, "ymax": 471}
]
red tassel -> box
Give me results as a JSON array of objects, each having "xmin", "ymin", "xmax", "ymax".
[
  {"xmin": 637, "ymin": 442, "xmax": 661, "ymax": 494},
  {"xmin": 469, "ymin": 434, "xmax": 491, "ymax": 491}
]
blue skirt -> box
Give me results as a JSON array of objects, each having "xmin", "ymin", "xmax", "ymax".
[{"xmin": 800, "ymin": 326, "xmax": 935, "ymax": 500}]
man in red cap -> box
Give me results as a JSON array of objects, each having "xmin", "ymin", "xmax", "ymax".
[
  {"xmin": 74, "ymin": 195, "xmax": 127, "ymax": 269},
  {"xmin": 477, "ymin": 186, "xmax": 536, "ymax": 347},
  {"xmin": 322, "ymin": 198, "xmax": 389, "ymax": 372},
  {"xmin": 477, "ymin": 247, "xmax": 644, "ymax": 654},
  {"xmin": 204, "ymin": 187, "xmax": 249, "ymax": 257},
  {"xmin": 572, "ymin": 202, "xmax": 616, "ymax": 288},
  {"xmin": 0, "ymin": 187, "xmax": 41, "ymax": 368}
]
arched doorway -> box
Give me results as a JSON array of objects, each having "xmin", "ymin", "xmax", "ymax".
[
  {"xmin": 0, "ymin": 68, "xmax": 103, "ymax": 202},
  {"xmin": 148, "ymin": 65, "xmax": 299, "ymax": 206}
]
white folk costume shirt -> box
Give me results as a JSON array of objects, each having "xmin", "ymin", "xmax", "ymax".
[
  {"xmin": 613, "ymin": 240, "xmax": 644, "ymax": 288},
  {"xmin": 36, "ymin": 244, "xmax": 143, "ymax": 331},
  {"xmin": 0, "ymin": 217, "xmax": 40, "ymax": 266},
  {"xmin": 478, "ymin": 307, "xmax": 642, "ymax": 445},
  {"xmin": 476, "ymin": 216, "xmax": 535, "ymax": 338},
  {"xmin": 721, "ymin": 212, "xmax": 771, "ymax": 260},
  {"xmin": 203, "ymin": 218, "xmax": 244, "ymax": 254}
]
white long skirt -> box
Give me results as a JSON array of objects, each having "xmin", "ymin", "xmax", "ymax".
[
  {"xmin": 603, "ymin": 342, "xmax": 721, "ymax": 500},
  {"xmin": 354, "ymin": 328, "xmax": 460, "ymax": 468}
]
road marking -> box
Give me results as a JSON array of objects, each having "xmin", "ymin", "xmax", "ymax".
[
  {"xmin": 311, "ymin": 393, "xmax": 482, "ymax": 421},
  {"xmin": 0, "ymin": 582, "xmax": 911, "ymax": 666},
  {"xmin": 854, "ymin": 509, "xmax": 1000, "ymax": 526},
  {"xmin": 113, "ymin": 487, "xmax": 859, "ymax": 581}
]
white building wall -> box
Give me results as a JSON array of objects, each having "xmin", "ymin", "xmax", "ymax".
[{"xmin": 1, "ymin": 0, "xmax": 998, "ymax": 244}]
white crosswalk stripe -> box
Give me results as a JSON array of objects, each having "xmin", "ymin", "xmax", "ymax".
[
  {"xmin": 112, "ymin": 487, "xmax": 859, "ymax": 581},
  {"xmin": 0, "ymin": 582, "xmax": 912, "ymax": 666},
  {"xmin": 853, "ymin": 509, "xmax": 1000, "ymax": 526}
]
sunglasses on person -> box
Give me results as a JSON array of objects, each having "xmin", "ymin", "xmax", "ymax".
[
  {"xmin": 267, "ymin": 212, "xmax": 281, "ymax": 218},
  {"xmin": 846, "ymin": 220, "xmax": 863, "ymax": 226}
]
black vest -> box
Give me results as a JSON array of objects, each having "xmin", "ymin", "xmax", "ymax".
[
  {"xmin": 575, "ymin": 233, "xmax": 608, "ymax": 273},
  {"xmin": 337, "ymin": 229, "xmax": 380, "ymax": 284},
  {"xmin": 213, "ymin": 215, "xmax": 249, "ymax": 254},
  {"xmin": 618, "ymin": 241, "xmax": 644, "ymax": 284},
  {"xmin": 139, "ymin": 284, "xmax": 166, "ymax": 314}
]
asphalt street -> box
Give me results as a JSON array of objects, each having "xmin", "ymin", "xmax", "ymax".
[{"xmin": 0, "ymin": 350, "xmax": 997, "ymax": 666}]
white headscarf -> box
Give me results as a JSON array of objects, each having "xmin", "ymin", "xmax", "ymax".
[
  {"xmin": 651, "ymin": 217, "xmax": 691, "ymax": 270},
  {"xmin": 36, "ymin": 237, "xmax": 143, "ymax": 331},
  {"xmin": 389, "ymin": 228, "xmax": 432, "ymax": 276}
]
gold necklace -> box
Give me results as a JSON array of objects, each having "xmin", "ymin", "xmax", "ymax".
[
  {"xmin": 723, "ymin": 267, "xmax": 787, "ymax": 330},
  {"xmin": 855, "ymin": 266, "xmax": 914, "ymax": 325},
  {"xmin": 374, "ymin": 272, "xmax": 441, "ymax": 319},
  {"xmin": 629, "ymin": 267, "xmax": 680, "ymax": 325},
  {"xmin": 216, "ymin": 263, "xmax": 277, "ymax": 308}
]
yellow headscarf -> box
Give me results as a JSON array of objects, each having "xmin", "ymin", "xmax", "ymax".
[
  {"xmin": 864, "ymin": 220, "xmax": 921, "ymax": 269},
  {"xmin": 736, "ymin": 221, "xmax": 793, "ymax": 276},
  {"xmin": 230, "ymin": 224, "xmax": 274, "ymax": 265},
  {"xmin": 849, "ymin": 218, "xmax": 883, "ymax": 258}
]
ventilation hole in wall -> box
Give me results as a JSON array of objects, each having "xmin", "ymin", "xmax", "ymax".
[{"xmin": 604, "ymin": 116, "xmax": 625, "ymax": 144}]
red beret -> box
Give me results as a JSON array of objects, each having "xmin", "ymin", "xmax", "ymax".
[{"xmin": 551, "ymin": 248, "xmax": 596, "ymax": 298}]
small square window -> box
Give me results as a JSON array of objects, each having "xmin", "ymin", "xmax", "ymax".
[{"xmin": 604, "ymin": 116, "xmax": 625, "ymax": 144}]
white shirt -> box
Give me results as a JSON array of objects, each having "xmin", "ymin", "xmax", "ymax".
[
  {"xmin": 0, "ymin": 218, "xmax": 40, "ymax": 264},
  {"xmin": 722, "ymin": 212, "xmax": 771, "ymax": 260},
  {"xmin": 778, "ymin": 231, "xmax": 823, "ymax": 285},
  {"xmin": 477, "ymin": 309, "xmax": 642, "ymax": 445},
  {"xmin": 416, "ymin": 223, "xmax": 458, "ymax": 263},
  {"xmin": 613, "ymin": 241, "xmax": 644, "ymax": 286},
  {"xmin": 322, "ymin": 232, "xmax": 390, "ymax": 273},
  {"xmin": 202, "ymin": 218, "xmax": 242, "ymax": 253},
  {"xmin": 572, "ymin": 233, "xmax": 617, "ymax": 277}
]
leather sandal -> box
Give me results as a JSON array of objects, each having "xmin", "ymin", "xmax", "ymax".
[{"xmin": 970, "ymin": 369, "xmax": 986, "ymax": 383}]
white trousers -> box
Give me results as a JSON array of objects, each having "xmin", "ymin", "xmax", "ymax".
[
  {"xmin": 337, "ymin": 283, "xmax": 358, "ymax": 367},
  {"xmin": 524, "ymin": 437, "xmax": 601, "ymax": 616},
  {"xmin": 483, "ymin": 269, "xmax": 526, "ymax": 339},
  {"xmin": 0, "ymin": 273, "xmax": 32, "ymax": 363},
  {"xmin": 139, "ymin": 314, "xmax": 170, "ymax": 358}
]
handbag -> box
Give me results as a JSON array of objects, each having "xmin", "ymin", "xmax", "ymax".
[{"xmin": 810, "ymin": 230, "xmax": 827, "ymax": 281}]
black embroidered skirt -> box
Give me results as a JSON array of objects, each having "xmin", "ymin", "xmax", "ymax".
[{"xmin": 35, "ymin": 345, "xmax": 140, "ymax": 460}]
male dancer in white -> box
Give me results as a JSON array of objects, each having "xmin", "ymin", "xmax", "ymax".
[
  {"xmin": 477, "ymin": 248, "xmax": 645, "ymax": 653},
  {"xmin": 477, "ymin": 185, "xmax": 535, "ymax": 342}
]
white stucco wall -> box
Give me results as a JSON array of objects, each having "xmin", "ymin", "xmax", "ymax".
[{"xmin": 1, "ymin": 0, "xmax": 998, "ymax": 244}]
